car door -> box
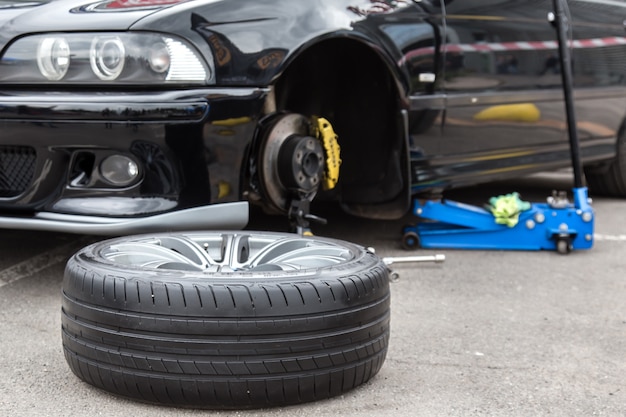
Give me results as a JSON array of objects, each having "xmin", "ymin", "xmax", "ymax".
[
  {"xmin": 434, "ymin": 0, "xmax": 568, "ymax": 186},
  {"xmin": 425, "ymin": 0, "xmax": 626, "ymax": 190}
]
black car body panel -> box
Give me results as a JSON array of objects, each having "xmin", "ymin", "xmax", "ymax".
[
  {"xmin": 417, "ymin": 1, "xmax": 626, "ymax": 193},
  {"xmin": 0, "ymin": 0, "xmax": 625, "ymax": 233}
]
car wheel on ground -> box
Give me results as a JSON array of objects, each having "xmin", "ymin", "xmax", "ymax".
[
  {"xmin": 61, "ymin": 231, "xmax": 391, "ymax": 409},
  {"xmin": 585, "ymin": 128, "xmax": 626, "ymax": 196}
]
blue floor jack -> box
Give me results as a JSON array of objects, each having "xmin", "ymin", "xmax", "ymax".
[{"xmin": 402, "ymin": 0, "xmax": 594, "ymax": 254}]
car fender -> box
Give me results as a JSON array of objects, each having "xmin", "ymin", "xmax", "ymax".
[{"xmin": 131, "ymin": 0, "xmax": 428, "ymax": 89}]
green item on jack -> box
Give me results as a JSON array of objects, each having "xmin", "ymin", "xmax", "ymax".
[{"xmin": 488, "ymin": 192, "xmax": 531, "ymax": 227}]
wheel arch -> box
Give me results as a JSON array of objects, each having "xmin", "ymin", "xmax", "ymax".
[{"xmin": 270, "ymin": 36, "xmax": 412, "ymax": 219}]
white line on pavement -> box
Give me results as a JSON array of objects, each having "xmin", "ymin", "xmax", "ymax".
[
  {"xmin": 594, "ymin": 234, "xmax": 626, "ymax": 241},
  {"xmin": 0, "ymin": 239, "xmax": 87, "ymax": 288}
]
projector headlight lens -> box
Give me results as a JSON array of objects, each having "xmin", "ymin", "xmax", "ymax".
[
  {"xmin": 36, "ymin": 37, "xmax": 70, "ymax": 81},
  {"xmin": 90, "ymin": 36, "xmax": 126, "ymax": 81}
]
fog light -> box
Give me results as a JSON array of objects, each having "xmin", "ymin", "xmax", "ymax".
[
  {"xmin": 90, "ymin": 36, "xmax": 125, "ymax": 80},
  {"xmin": 100, "ymin": 155, "xmax": 139, "ymax": 186},
  {"xmin": 37, "ymin": 37, "xmax": 70, "ymax": 80}
]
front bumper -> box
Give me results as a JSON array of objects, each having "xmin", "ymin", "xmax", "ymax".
[{"xmin": 0, "ymin": 88, "xmax": 268, "ymax": 233}]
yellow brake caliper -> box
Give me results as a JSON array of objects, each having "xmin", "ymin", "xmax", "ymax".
[{"xmin": 314, "ymin": 117, "xmax": 341, "ymax": 191}]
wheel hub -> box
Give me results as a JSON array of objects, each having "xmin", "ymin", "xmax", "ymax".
[{"xmin": 277, "ymin": 134, "xmax": 324, "ymax": 192}]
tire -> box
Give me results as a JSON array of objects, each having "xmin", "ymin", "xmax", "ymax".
[
  {"xmin": 61, "ymin": 231, "xmax": 391, "ymax": 409},
  {"xmin": 401, "ymin": 229, "xmax": 421, "ymax": 251},
  {"xmin": 585, "ymin": 126, "xmax": 626, "ymax": 196}
]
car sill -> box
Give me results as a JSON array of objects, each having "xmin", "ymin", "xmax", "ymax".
[{"xmin": 0, "ymin": 202, "xmax": 249, "ymax": 235}]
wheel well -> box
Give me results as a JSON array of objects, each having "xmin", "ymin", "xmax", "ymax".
[{"xmin": 274, "ymin": 38, "xmax": 407, "ymax": 213}]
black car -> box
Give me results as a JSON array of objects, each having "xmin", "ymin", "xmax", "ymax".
[{"xmin": 1, "ymin": 0, "xmax": 625, "ymax": 234}]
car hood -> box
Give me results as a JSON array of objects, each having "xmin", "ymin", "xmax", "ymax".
[{"xmin": 0, "ymin": 0, "xmax": 202, "ymax": 49}]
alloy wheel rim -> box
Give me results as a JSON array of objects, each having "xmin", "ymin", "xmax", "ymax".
[{"xmin": 99, "ymin": 232, "xmax": 355, "ymax": 272}]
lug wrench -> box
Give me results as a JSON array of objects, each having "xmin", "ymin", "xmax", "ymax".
[{"xmin": 369, "ymin": 248, "xmax": 445, "ymax": 281}]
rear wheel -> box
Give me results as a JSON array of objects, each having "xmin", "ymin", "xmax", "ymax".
[
  {"xmin": 61, "ymin": 231, "xmax": 390, "ymax": 409},
  {"xmin": 401, "ymin": 229, "xmax": 421, "ymax": 250},
  {"xmin": 585, "ymin": 127, "xmax": 626, "ymax": 196}
]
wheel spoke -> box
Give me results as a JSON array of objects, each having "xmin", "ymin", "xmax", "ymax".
[
  {"xmin": 102, "ymin": 241, "xmax": 201, "ymax": 269},
  {"xmin": 102, "ymin": 236, "xmax": 216, "ymax": 270},
  {"xmin": 247, "ymin": 238, "xmax": 352, "ymax": 270},
  {"xmin": 216, "ymin": 234, "xmax": 251, "ymax": 269}
]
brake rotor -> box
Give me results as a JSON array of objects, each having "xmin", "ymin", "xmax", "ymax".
[{"xmin": 258, "ymin": 114, "xmax": 324, "ymax": 213}]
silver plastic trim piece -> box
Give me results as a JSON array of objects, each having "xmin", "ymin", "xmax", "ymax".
[{"xmin": 0, "ymin": 202, "xmax": 249, "ymax": 235}]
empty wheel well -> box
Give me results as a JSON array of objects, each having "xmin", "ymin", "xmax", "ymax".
[{"xmin": 274, "ymin": 38, "xmax": 406, "ymax": 207}]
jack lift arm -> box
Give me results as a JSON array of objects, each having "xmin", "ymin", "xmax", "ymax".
[{"xmin": 402, "ymin": 0, "xmax": 594, "ymax": 254}]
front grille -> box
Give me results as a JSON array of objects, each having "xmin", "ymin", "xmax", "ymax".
[{"xmin": 0, "ymin": 146, "xmax": 36, "ymax": 198}]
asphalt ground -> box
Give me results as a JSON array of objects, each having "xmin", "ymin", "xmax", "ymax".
[{"xmin": 0, "ymin": 171, "xmax": 625, "ymax": 417}]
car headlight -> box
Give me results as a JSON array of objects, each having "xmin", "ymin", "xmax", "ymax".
[
  {"xmin": 37, "ymin": 37, "xmax": 71, "ymax": 81},
  {"xmin": 0, "ymin": 32, "xmax": 213, "ymax": 84},
  {"xmin": 90, "ymin": 36, "xmax": 126, "ymax": 81}
]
